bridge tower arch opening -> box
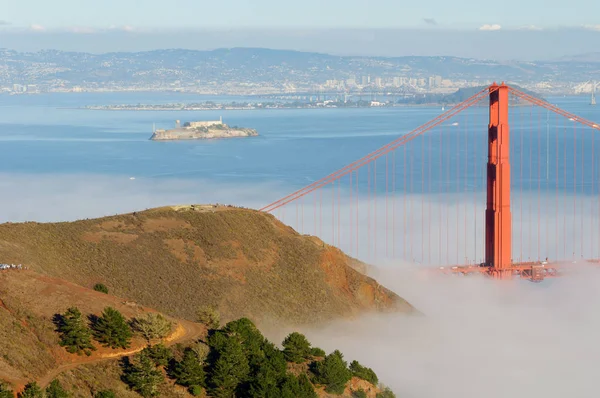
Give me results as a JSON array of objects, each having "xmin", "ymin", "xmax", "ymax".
[{"xmin": 485, "ymin": 83, "xmax": 512, "ymax": 279}]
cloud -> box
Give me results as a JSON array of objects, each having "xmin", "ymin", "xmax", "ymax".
[
  {"xmin": 583, "ymin": 24, "xmax": 600, "ymax": 31},
  {"xmin": 479, "ymin": 24, "xmax": 502, "ymax": 31},
  {"xmin": 67, "ymin": 26, "xmax": 96, "ymax": 34},
  {"xmin": 108, "ymin": 25, "xmax": 136, "ymax": 32},
  {"xmin": 29, "ymin": 24, "xmax": 45, "ymax": 32},
  {"xmin": 519, "ymin": 25, "xmax": 543, "ymax": 31},
  {"xmin": 423, "ymin": 18, "xmax": 438, "ymax": 26}
]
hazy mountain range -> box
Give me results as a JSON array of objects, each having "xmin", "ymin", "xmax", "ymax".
[{"xmin": 1, "ymin": 47, "xmax": 599, "ymax": 89}]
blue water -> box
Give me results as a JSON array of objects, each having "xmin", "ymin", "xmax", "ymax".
[{"xmin": 0, "ymin": 92, "xmax": 599, "ymax": 201}]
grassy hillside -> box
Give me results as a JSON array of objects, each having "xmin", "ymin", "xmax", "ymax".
[
  {"xmin": 0, "ymin": 205, "xmax": 413, "ymax": 326},
  {"xmin": 0, "ymin": 271, "xmax": 394, "ymax": 398}
]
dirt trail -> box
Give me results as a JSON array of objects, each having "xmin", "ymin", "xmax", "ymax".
[{"xmin": 30, "ymin": 319, "xmax": 204, "ymax": 391}]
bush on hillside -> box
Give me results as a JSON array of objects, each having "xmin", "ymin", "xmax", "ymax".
[
  {"xmin": 92, "ymin": 307, "xmax": 132, "ymax": 349},
  {"xmin": 131, "ymin": 313, "xmax": 172, "ymax": 341},
  {"xmin": 94, "ymin": 391, "xmax": 116, "ymax": 398},
  {"xmin": 0, "ymin": 382, "xmax": 13, "ymax": 398},
  {"xmin": 56, "ymin": 307, "xmax": 96, "ymax": 356},
  {"xmin": 310, "ymin": 350, "xmax": 352, "ymax": 395},
  {"xmin": 282, "ymin": 332, "xmax": 312, "ymax": 363},
  {"xmin": 18, "ymin": 382, "xmax": 44, "ymax": 398},
  {"xmin": 349, "ymin": 360, "xmax": 379, "ymax": 385},
  {"xmin": 376, "ymin": 386, "xmax": 397, "ymax": 398},
  {"xmin": 121, "ymin": 351, "xmax": 164, "ymax": 398},
  {"xmin": 188, "ymin": 385, "xmax": 204, "ymax": 396},
  {"xmin": 93, "ymin": 283, "xmax": 109, "ymax": 294},
  {"xmin": 190, "ymin": 341, "xmax": 210, "ymax": 362},
  {"xmin": 196, "ymin": 306, "xmax": 220, "ymax": 329},
  {"xmin": 144, "ymin": 344, "xmax": 173, "ymax": 367},
  {"xmin": 310, "ymin": 347, "xmax": 326, "ymax": 357},
  {"xmin": 352, "ymin": 389, "xmax": 368, "ymax": 398},
  {"xmin": 45, "ymin": 379, "xmax": 70, "ymax": 398}
]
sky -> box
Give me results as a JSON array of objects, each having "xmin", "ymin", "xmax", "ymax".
[{"xmin": 0, "ymin": 0, "xmax": 599, "ymax": 59}]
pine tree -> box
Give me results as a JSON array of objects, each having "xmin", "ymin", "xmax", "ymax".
[
  {"xmin": 349, "ymin": 360, "xmax": 378, "ymax": 385},
  {"xmin": 57, "ymin": 307, "xmax": 96, "ymax": 356},
  {"xmin": 144, "ymin": 344, "xmax": 172, "ymax": 367},
  {"xmin": 122, "ymin": 351, "xmax": 164, "ymax": 398},
  {"xmin": 311, "ymin": 350, "xmax": 352, "ymax": 395},
  {"xmin": 46, "ymin": 379, "xmax": 70, "ymax": 398},
  {"xmin": 208, "ymin": 333, "xmax": 250, "ymax": 398},
  {"xmin": 18, "ymin": 382, "xmax": 44, "ymax": 398},
  {"xmin": 170, "ymin": 348, "xmax": 206, "ymax": 388},
  {"xmin": 0, "ymin": 382, "xmax": 13, "ymax": 398},
  {"xmin": 279, "ymin": 374, "xmax": 317, "ymax": 398},
  {"xmin": 297, "ymin": 374, "xmax": 318, "ymax": 398},
  {"xmin": 92, "ymin": 307, "xmax": 132, "ymax": 349},
  {"xmin": 282, "ymin": 332, "xmax": 311, "ymax": 363}
]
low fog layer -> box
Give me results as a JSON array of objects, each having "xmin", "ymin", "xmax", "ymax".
[{"xmin": 283, "ymin": 264, "xmax": 600, "ymax": 398}]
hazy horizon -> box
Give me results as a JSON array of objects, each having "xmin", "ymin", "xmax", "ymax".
[{"xmin": 0, "ymin": 28, "xmax": 599, "ymax": 61}]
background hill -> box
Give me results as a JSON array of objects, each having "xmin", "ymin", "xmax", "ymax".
[{"xmin": 0, "ymin": 205, "xmax": 413, "ymax": 327}]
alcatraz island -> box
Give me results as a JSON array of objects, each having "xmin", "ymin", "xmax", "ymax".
[{"xmin": 150, "ymin": 117, "xmax": 258, "ymax": 141}]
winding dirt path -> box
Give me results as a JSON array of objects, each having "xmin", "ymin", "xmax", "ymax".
[{"xmin": 20, "ymin": 319, "xmax": 205, "ymax": 392}]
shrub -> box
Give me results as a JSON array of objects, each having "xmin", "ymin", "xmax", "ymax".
[
  {"xmin": 311, "ymin": 350, "xmax": 352, "ymax": 395},
  {"xmin": 0, "ymin": 382, "xmax": 13, "ymax": 398},
  {"xmin": 349, "ymin": 360, "xmax": 379, "ymax": 385},
  {"xmin": 188, "ymin": 385, "xmax": 203, "ymax": 396},
  {"xmin": 56, "ymin": 307, "xmax": 96, "ymax": 355},
  {"xmin": 92, "ymin": 307, "xmax": 132, "ymax": 349},
  {"xmin": 376, "ymin": 386, "xmax": 396, "ymax": 398},
  {"xmin": 144, "ymin": 344, "xmax": 172, "ymax": 367},
  {"xmin": 121, "ymin": 351, "xmax": 164, "ymax": 398},
  {"xmin": 310, "ymin": 347, "xmax": 326, "ymax": 358},
  {"xmin": 18, "ymin": 382, "xmax": 44, "ymax": 398},
  {"xmin": 170, "ymin": 348, "xmax": 206, "ymax": 388},
  {"xmin": 352, "ymin": 389, "xmax": 368, "ymax": 398},
  {"xmin": 94, "ymin": 391, "xmax": 116, "ymax": 398},
  {"xmin": 190, "ymin": 341, "xmax": 210, "ymax": 362},
  {"xmin": 282, "ymin": 332, "xmax": 311, "ymax": 363},
  {"xmin": 196, "ymin": 306, "xmax": 220, "ymax": 329},
  {"xmin": 46, "ymin": 379, "xmax": 70, "ymax": 398},
  {"xmin": 131, "ymin": 313, "xmax": 172, "ymax": 341},
  {"xmin": 93, "ymin": 283, "xmax": 109, "ymax": 294}
]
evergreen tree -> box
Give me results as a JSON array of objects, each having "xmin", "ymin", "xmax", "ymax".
[
  {"xmin": 196, "ymin": 306, "xmax": 220, "ymax": 329},
  {"xmin": 282, "ymin": 332, "xmax": 311, "ymax": 363},
  {"xmin": 92, "ymin": 307, "xmax": 132, "ymax": 349},
  {"xmin": 46, "ymin": 379, "xmax": 70, "ymax": 398},
  {"xmin": 352, "ymin": 389, "xmax": 368, "ymax": 398},
  {"xmin": 279, "ymin": 374, "xmax": 317, "ymax": 398},
  {"xmin": 207, "ymin": 332, "xmax": 250, "ymax": 398},
  {"xmin": 170, "ymin": 348, "xmax": 206, "ymax": 388},
  {"xmin": 122, "ymin": 351, "xmax": 164, "ymax": 397},
  {"xmin": 223, "ymin": 318, "xmax": 265, "ymax": 367},
  {"xmin": 310, "ymin": 347, "xmax": 326, "ymax": 358},
  {"xmin": 18, "ymin": 382, "xmax": 44, "ymax": 398},
  {"xmin": 311, "ymin": 350, "xmax": 352, "ymax": 395},
  {"xmin": 349, "ymin": 360, "xmax": 378, "ymax": 385},
  {"xmin": 94, "ymin": 391, "xmax": 116, "ymax": 398},
  {"xmin": 144, "ymin": 344, "xmax": 172, "ymax": 367},
  {"xmin": 0, "ymin": 382, "xmax": 13, "ymax": 398},
  {"xmin": 376, "ymin": 386, "xmax": 396, "ymax": 398},
  {"xmin": 57, "ymin": 307, "xmax": 96, "ymax": 356}
]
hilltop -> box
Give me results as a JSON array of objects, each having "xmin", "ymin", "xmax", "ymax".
[{"xmin": 0, "ymin": 205, "xmax": 413, "ymax": 327}]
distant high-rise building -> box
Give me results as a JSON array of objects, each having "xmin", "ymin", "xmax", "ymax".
[
  {"xmin": 374, "ymin": 77, "xmax": 382, "ymax": 87},
  {"xmin": 393, "ymin": 77, "xmax": 401, "ymax": 87},
  {"xmin": 361, "ymin": 76, "xmax": 368, "ymax": 86}
]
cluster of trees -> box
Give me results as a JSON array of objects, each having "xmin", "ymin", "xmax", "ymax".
[
  {"xmin": 3, "ymin": 379, "xmax": 115, "ymax": 398},
  {"xmin": 119, "ymin": 317, "xmax": 394, "ymax": 398},
  {"xmin": 55, "ymin": 307, "xmax": 172, "ymax": 356}
]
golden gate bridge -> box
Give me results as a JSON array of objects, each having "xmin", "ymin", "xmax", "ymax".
[{"xmin": 260, "ymin": 83, "xmax": 600, "ymax": 282}]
